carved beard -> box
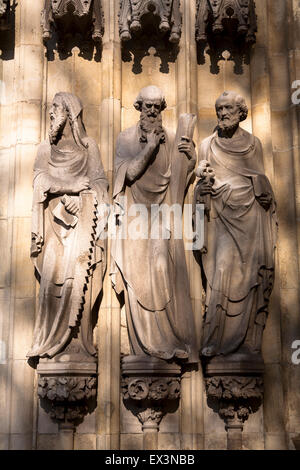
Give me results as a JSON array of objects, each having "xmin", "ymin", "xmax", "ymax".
[
  {"xmin": 217, "ymin": 114, "xmax": 240, "ymax": 135},
  {"xmin": 49, "ymin": 113, "xmax": 67, "ymax": 145},
  {"xmin": 139, "ymin": 112, "xmax": 164, "ymax": 142}
]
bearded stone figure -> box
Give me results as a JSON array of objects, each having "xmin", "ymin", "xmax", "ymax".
[
  {"xmin": 111, "ymin": 86, "xmax": 198, "ymax": 363},
  {"xmin": 27, "ymin": 92, "xmax": 109, "ymax": 365},
  {"xmin": 195, "ymin": 91, "xmax": 277, "ymax": 365}
]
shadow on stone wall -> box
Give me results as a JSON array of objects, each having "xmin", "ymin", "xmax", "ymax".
[
  {"xmin": 197, "ymin": 36, "xmax": 252, "ymax": 75},
  {"xmin": 44, "ymin": 32, "xmax": 103, "ymax": 62},
  {"xmin": 121, "ymin": 35, "xmax": 179, "ymax": 75},
  {"xmin": 0, "ymin": 0, "xmax": 16, "ymax": 61}
]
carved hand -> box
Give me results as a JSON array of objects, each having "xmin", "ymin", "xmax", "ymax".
[
  {"xmin": 197, "ymin": 180, "xmax": 214, "ymax": 196},
  {"xmin": 62, "ymin": 196, "xmax": 80, "ymax": 215},
  {"xmin": 196, "ymin": 160, "xmax": 215, "ymax": 195},
  {"xmin": 147, "ymin": 129, "xmax": 163, "ymax": 152},
  {"xmin": 256, "ymin": 193, "xmax": 272, "ymax": 211},
  {"xmin": 178, "ymin": 136, "xmax": 196, "ymax": 160}
]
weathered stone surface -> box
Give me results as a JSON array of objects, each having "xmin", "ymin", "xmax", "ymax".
[
  {"xmin": 120, "ymin": 433, "xmax": 143, "ymax": 450},
  {"xmin": 41, "ymin": 0, "xmax": 104, "ymax": 56},
  {"xmin": 37, "ymin": 433, "xmax": 62, "ymax": 450},
  {"xmin": 196, "ymin": 0, "xmax": 257, "ymax": 72},
  {"xmin": 0, "ymin": 149, "xmax": 11, "ymax": 219},
  {"xmin": 13, "ymin": 298, "xmax": 35, "ymax": 360},
  {"xmin": 26, "ymin": 92, "xmax": 109, "ymax": 436},
  {"xmin": 38, "ymin": 404, "xmax": 58, "ymax": 434},
  {"xmin": 10, "ymin": 360, "xmax": 35, "ymax": 434},
  {"xmin": 1, "ymin": 0, "xmax": 300, "ymax": 452},
  {"xmin": 119, "ymin": 0, "xmax": 182, "ymax": 44},
  {"xmin": 0, "ymin": 219, "xmax": 11, "ymax": 288},
  {"xmin": 0, "ymin": 434, "xmax": 9, "ymax": 450},
  {"xmin": 121, "ymin": 356, "xmax": 181, "ymax": 437},
  {"xmin": 9, "ymin": 434, "xmax": 33, "ymax": 450},
  {"xmin": 74, "ymin": 433, "xmax": 96, "ymax": 450},
  {"xmin": 37, "ymin": 375, "xmax": 97, "ymax": 424},
  {"xmin": 157, "ymin": 432, "xmax": 180, "ymax": 450},
  {"xmin": 195, "ymin": 90, "xmax": 277, "ymax": 450},
  {"xmin": 196, "ymin": 91, "xmax": 276, "ymax": 364},
  {"xmin": 111, "ymin": 85, "xmax": 198, "ymax": 363},
  {"xmin": 196, "ymin": 0, "xmax": 257, "ymax": 44}
]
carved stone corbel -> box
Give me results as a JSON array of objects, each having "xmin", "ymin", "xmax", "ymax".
[
  {"xmin": 121, "ymin": 356, "xmax": 181, "ymax": 449},
  {"xmin": 41, "ymin": 0, "xmax": 104, "ymax": 57},
  {"xmin": 204, "ymin": 357, "xmax": 264, "ymax": 450},
  {"xmin": 119, "ymin": 0, "xmax": 182, "ymax": 44},
  {"xmin": 37, "ymin": 347, "xmax": 97, "ymax": 426}
]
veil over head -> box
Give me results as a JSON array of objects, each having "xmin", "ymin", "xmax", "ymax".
[{"xmin": 53, "ymin": 92, "xmax": 88, "ymax": 148}]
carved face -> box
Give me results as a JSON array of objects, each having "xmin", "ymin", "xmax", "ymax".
[
  {"xmin": 216, "ymin": 95, "xmax": 241, "ymax": 131},
  {"xmin": 49, "ymin": 97, "xmax": 68, "ymax": 145},
  {"xmin": 141, "ymin": 99, "xmax": 162, "ymax": 122},
  {"xmin": 136, "ymin": 86, "xmax": 165, "ymax": 135},
  {"xmin": 139, "ymin": 98, "xmax": 164, "ymax": 136}
]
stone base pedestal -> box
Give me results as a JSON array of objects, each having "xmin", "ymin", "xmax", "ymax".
[
  {"xmin": 204, "ymin": 354, "xmax": 264, "ymax": 450},
  {"xmin": 121, "ymin": 355, "xmax": 181, "ymax": 450},
  {"xmin": 37, "ymin": 346, "xmax": 97, "ymax": 449}
]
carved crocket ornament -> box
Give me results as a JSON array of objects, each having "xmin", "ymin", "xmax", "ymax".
[
  {"xmin": 119, "ymin": 0, "xmax": 182, "ymax": 44},
  {"xmin": 196, "ymin": 0, "xmax": 257, "ymax": 45},
  {"xmin": 41, "ymin": 0, "xmax": 104, "ymax": 45}
]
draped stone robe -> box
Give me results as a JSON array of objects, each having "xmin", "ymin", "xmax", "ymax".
[
  {"xmin": 199, "ymin": 129, "xmax": 277, "ymax": 357},
  {"xmin": 111, "ymin": 124, "xmax": 198, "ymax": 363},
  {"xmin": 27, "ymin": 137, "xmax": 108, "ymax": 360}
]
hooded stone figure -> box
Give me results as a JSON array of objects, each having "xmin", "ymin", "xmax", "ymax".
[
  {"xmin": 195, "ymin": 91, "xmax": 277, "ymax": 361},
  {"xmin": 111, "ymin": 86, "xmax": 198, "ymax": 363},
  {"xmin": 27, "ymin": 92, "xmax": 109, "ymax": 362}
]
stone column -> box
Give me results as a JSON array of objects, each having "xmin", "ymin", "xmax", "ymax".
[
  {"xmin": 288, "ymin": 1, "xmax": 300, "ymax": 449},
  {"xmin": 195, "ymin": 1, "xmax": 255, "ymax": 452},
  {"xmin": 121, "ymin": 356, "xmax": 181, "ymax": 451},
  {"xmin": 0, "ymin": 0, "xmax": 45, "ymax": 450},
  {"xmin": 175, "ymin": 0, "xmax": 204, "ymax": 451},
  {"xmin": 96, "ymin": 0, "xmax": 122, "ymax": 451},
  {"xmin": 267, "ymin": 0, "xmax": 300, "ymax": 449},
  {"xmin": 250, "ymin": 0, "xmax": 287, "ymax": 450},
  {"xmin": 288, "ymin": 1, "xmax": 300, "ymax": 278}
]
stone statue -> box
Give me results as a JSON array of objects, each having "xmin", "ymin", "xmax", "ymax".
[
  {"xmin": 111, "ymin": 85, "xmax": 198, "ymax": 363},
  {"xmin": 27, "ymin": 92, "xmax": 109, "ymax": 363},
  {"xmin": 119, "ymin": 0, "xmax": 182, "ymax": 44},
  {"xmin": 195, "ymin": 91, "xmax": 277, "ymax": 362}
]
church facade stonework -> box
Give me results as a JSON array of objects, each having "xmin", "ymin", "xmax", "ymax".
[{"xmin": 0, "ymin": 0, "xmax": 299, "ymax": 451}]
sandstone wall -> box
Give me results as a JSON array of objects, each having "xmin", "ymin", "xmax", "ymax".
[{"xmin": 0, "ymin": 0, "xmax": 299, "ymax": 450}]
